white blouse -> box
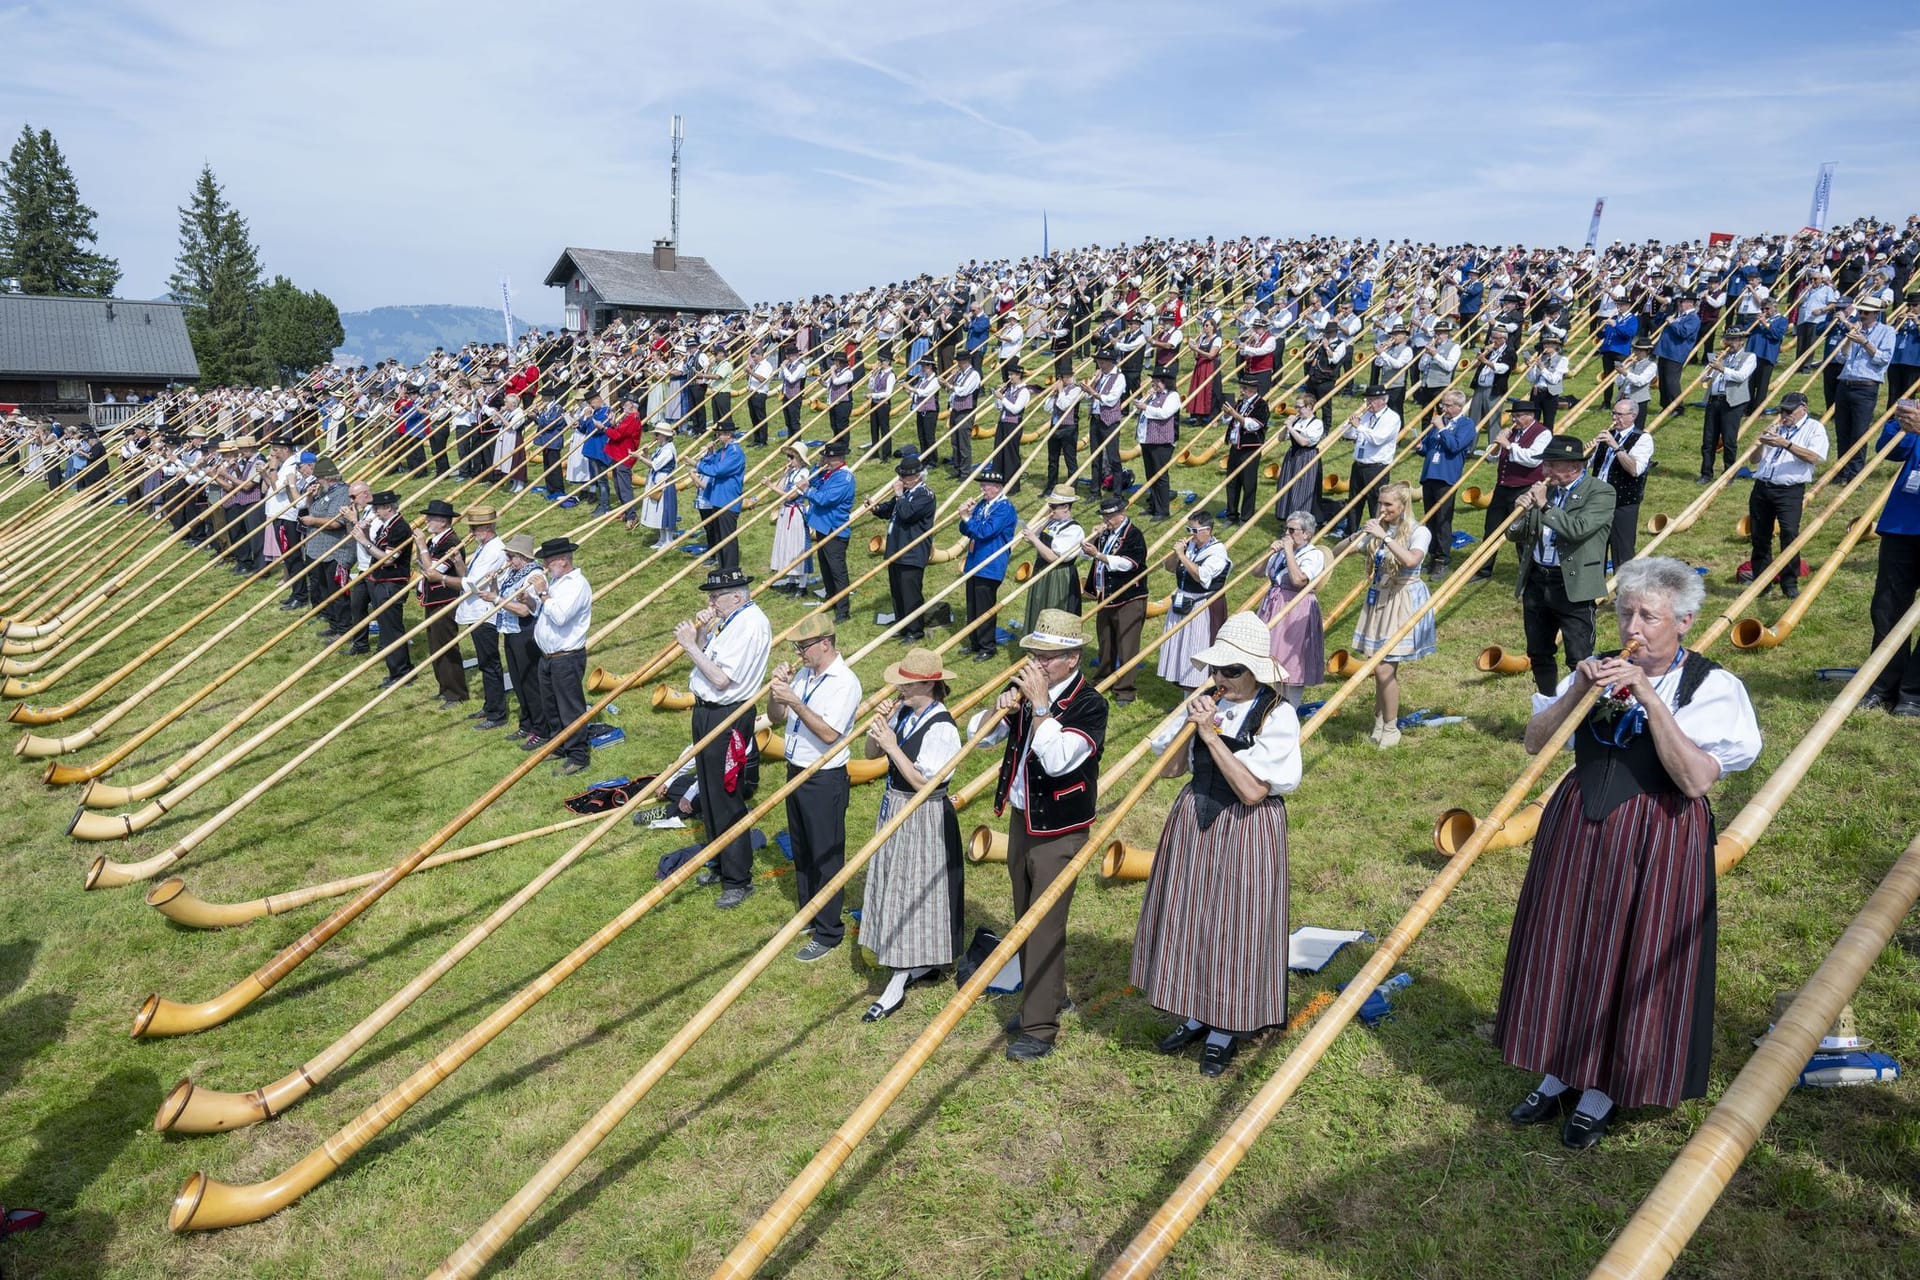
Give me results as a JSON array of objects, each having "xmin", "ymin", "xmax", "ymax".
[
  {"xmin": 1267, "ymin": 544, "xmax": 1327, "ymax": 585},
  {"xmin": 1149, "ymin": 695, "xmax": 1303, "ymax": 795},
  {"xmin": 895, "ymin": 702, "xmax": 962, "ymax": 778},
  {"xmin": 1532, "ymin": 661, "xmax": 1761, "ymax": 778}
]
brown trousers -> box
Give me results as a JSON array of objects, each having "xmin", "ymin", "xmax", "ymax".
[
  {"xmin": 425, "ymin": 601, "xmax": 467, "ymax": 701},
  {"xmin": 1094, "ymin": 597, "xmax": 1146, "ymax": 698},
  {"xmin": 1007, "ymin": 813, "xmax": 1086, "ymax": 1044}
]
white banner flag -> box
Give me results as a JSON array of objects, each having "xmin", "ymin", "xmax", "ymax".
[
  {"xmin": 1585, "ymin": 197, "xmax": 1606, "ymax": 249},
  {"xmin": 1808, "ymin": 163, "xmax": 1837, "ymax": 231},
  {"xmin": 500, "ymin": 278, "xmax": 514, "ymax": 346}
]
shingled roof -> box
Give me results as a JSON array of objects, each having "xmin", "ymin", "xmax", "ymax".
[
  {"xmin": 544, "ymin": 247, "xmax": 746, "ymax": 313},
  {"xmin": 0, "ymin": 295, "xmax": 200, "ymax": 380}
]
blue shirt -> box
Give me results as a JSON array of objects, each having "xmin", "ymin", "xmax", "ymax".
[
  {"xmin": 958, "ymin": 494, "xmax": 1018, "ymax": 581},
  {"xmin": 1598, "ymin": 314, "xmax": 1639, "ymax": 356},
  {"xmin": 1654, "ymin": 311, "xmax": 1700, "ymax": 362},
  {"xmin": 804, "ymin": 465, "xmax": 855, "ymax": 539},
  {"xmin": 1840, "ymin": 321, "xmax": 1896, "ymax": 383},
  {"xmin": 579, "ymin": 405, "xmax": 610, "ymax": 464},
  {"xmin": 1743, "ymin": 316, "xmax": 1789, "ymax": 365},
  {"xmin": 964, "ymin": 314, "xmax": 991, "ymax": 353},
  {"xmin": 1418, "ymin": 413, "xmax": 1478, "ymax": 484},
  {"xmin": 695, "ymin": 441, "xmax": 746, "ymax": 511},
  {"xmin": 1875, "ymin": 417, "xmax": 1920, "ymax": 536},
  {"xmin": 907, "ymin": 336, "xmax": 931, "ymax": 378}
]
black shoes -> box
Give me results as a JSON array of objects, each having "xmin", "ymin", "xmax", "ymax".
[
  {"xmin": 1859, "ymin": 692, "xmax": 1893, "ymax": 712},
  {"xmin": 716, "ymin": 884, "xmax": 755, "ymax": 909},
  {"xmin": 1561, "ymin": 1105, "xmax": 1614, "ymax": 1150},
  {"xmin": 1198, "ymin": 1037, "xmax": 1239, "ymax": 1077},
  {"xmin": 1894, "ymin": 699, "xmax": 1920, "ymax": 719},
  {"xmin": 1156, "ymin": 1022, "xmax": 1206, "ymax": 1055},
  {"xmin": 1781, "ymin": 580, "xmax": 1800, "ymax": 599},
  {"xmin": 1508, "ymin": 1088, "xmax": 1576, "ymax": 1126},
  {"xmin": 1005, "ymin": 1034, "xmax": 1054, "ymax": 1062},
  {"xmin": 377, "ymin": 675, "xmax": 405, "ymax": 689},
  {"xmin": 473, "ymin": 716, "xmax": 507, "ymax": 731},
  {"xmin": 551, "ymin": 760, "xmax": 586, "ymax": 777}
]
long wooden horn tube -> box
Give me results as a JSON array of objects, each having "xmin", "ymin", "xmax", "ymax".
[
  {"xmin": 1731, "ymin": 489, "xmax": 1892, "ymax": 651},
  {"xmin": 144, "ymin": 809, "xmax": 614, "ymax": 931},
  {"xmin": 1587, "ymin": 830, "xmax": 1920, "ymax": 1280},
  {"xmin": 1716, "ymin": 596, "xmax": 1920, "ymax": 876}
]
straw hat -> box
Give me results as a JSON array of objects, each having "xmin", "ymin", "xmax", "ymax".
[
  {"xmin": 1042, "ymin": 488, "xmax": 1078, "ymax": 507},
  {"xmin": 884, "ymin": 647, "xmax": 958, "ymax": 686},
  {"xmin": 784, "ymin": 440, "xmax": 812, "ymax": 466},
  {"xmin": 502, "ymin": 532, "xmax": 537, "ymax": 559},
  {"xmin": 1190, "ymin": 611, "xmax": 1286, "ymax": 685},
  {"xmin": 1020, "ymin": 609, "xmax": 1087, "ymax": 652},
  {"xmin": 464, "ymin": 504, "xmax": 499, "ymax": 527},
  {"xmin": 1767, "ymin": 990, "xmax": 1869, "ymax": 1051}
]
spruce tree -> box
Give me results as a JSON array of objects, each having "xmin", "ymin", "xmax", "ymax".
[
  {"xmin": 255, "ymin": 275, "xmax": 345, "ymax": 381},
  {"xmin": 168, "ymin": 165, "xmax": 266, "ymax": 386},
  {"xmin": 0, "ymin": 124, "xmax": 122, "ymax": 296}
]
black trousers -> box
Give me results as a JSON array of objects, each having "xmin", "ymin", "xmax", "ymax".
[
  {"xmin": 1701, "ymin": 396, "xmax": 1741, "ymax": 477},
  {"xmin": 1530, "ymin": 386, "xmax": 1559, "ymax": 429},
  {"xmin": 1305, "ymin": 378, "xmax": 1336, "ymax": 416},
  {"xmin": 693, "ymin": 700, "xmax": 760, "ymax": 889},
  {"xmin": 347, "ymin": 574, "xmax": 373, "ymax": 649},
  {"xmin": 1833, "ymin": 379, "xmax": 1881, "ymax": 480},
  {"xmin": 1598, "ymin": 350, "xmax": 1620, "ymax": 404},
  {"xmin": 748, "ymin": 392, "xmax": 769, "ymax": 446},
  {"xmin": 1413, "ymin": 384, "xmax": 1445, "ymax": 410},
  {"xmin": 471, "ymin": 620, "xmax": 506, "ymax": 718},
  {"xmin": 1890, "ymin": 362, "xmax": 1920, "ymax": 406},
  {"xmin": 711, "ymin": 390, "xmax": 732, "ymax": 431},
  {"xmin": 786, "ymin": 764, "xmax": 850, "ymax": 946},
  {"xmin": 992, "ymin": 419, "xmax": 1021, "ymax": 480},
  {"xmin": 1657, "ymin": 356, "xmax": 1686, "ymax": 412},
  {"xmin": 869, "ymin": 402, "xmax": 892, "ymax": 457},
  {"xmin": 1480, "ymin": 483, "xmax": 1526, "ymax": 574},
  {"xmin": 1521, "ymin": 566, "xmax": 1596, "ymax": 698},
  {"xmin": 541, "ymin": 445, "xmax": 563, "ymax": 491},
  {"xmin": 1045, "ymin": 432, "xmax": 1077, "ymax": 491},
  {"xmin": 277, "ymin": 518, "xmax": 309, "ymax": 601},
  {"xmin": 1222, "ymin": 449, "xmax": 1261, "ymax": 522},
  {"xmin": 1091, "ymin": 418, "xmax": 1124, "ymax": 490},
  {"xmin": 1748, "ymin": 481, "xmax": 1806, "ymax": 584},
  {"xmin": 536, "ymin": 648, "xmax": 590, "ymax": 765},
  {"xmin": 828, "ymin": 399, "xmax": 852, "ymax": 441},
  {"xmin": 502, "ymin": 628, "xmax": 543, "ymax": 733},
  {"xmin": 707, "ymin": 508, "xmax": 740, "ymax": 572},
  {"xmin": 229, "ymin": 506, "xmax": 264, "ymax": 572},
  {"xmin": 1141, "ymin": 442, "xmax": 1174, "ymax": 517},
  {"xmin": 916, "ymin": 409, "xmax": 939, "ymax": 460},
  {"xmin": 782, "ymin": 395, "xmax": 802, "ymax": 436},
  {"xmin": 1749, "ymin": 358, "xmax": 1776, "ymax": 412},
  {"xmin": 1421, "ymin": 478, "xmax": 1457, "ymax": 568},
  {"xmin": 1608, "ymin": 504, "xmax": 1640, "ymax": 572},
  {"xmin": 814, "ymin": 533, "xmax": 850, "ymax": 620},
  {"xmin": 1344, "ymin": 459, "xmax": 1388, "ymax": 531},
  {"xmin": 966, "ymin": 575, "xmax": 1001, "ymax": 653},
  {"xmin": 1796, "ymin": 320, "xmax": 1817, "ymax": 357},
  {"xmin": 888, "ymin": 564, "xmax": 926, "ymax": 637},
  {"xmin": 306, "ymin": 555, "xmax": 346, "ymax": 631},
  {"xmin": 1869, "ymin": 533, "xmax": 1920, "ymax": 704},
  {"xmin": 367, "ymin": 580, "xmax": 412, "ymax": 678}
]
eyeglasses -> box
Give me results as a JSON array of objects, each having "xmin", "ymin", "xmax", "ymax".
[
  {"xmin": 1214, "ymin": 664, "xmax": 1250, "ymax": 679},
  {"xmin": 791, "ymin": 635, "xmax": 831, "ymax": 653}
]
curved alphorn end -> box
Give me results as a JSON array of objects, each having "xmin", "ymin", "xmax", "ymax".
[
  {"xmin": 1729, "ymin": 617, "xmax": 1777, "ymax": 650},
  {"xmin": 146, "ymin": 878, "xmax": 261, "ymax": 929},
  {"xmin": 45, "ymin": 759, "xmax": 96, "ymax": 784},
  {"xmin": 68, "ymin": 805, "xmax": 145, "ymax": 841},
  {"xmin": 154, "ymin": 1076, "xmax": 280, "ymax": 1134},
  {"xmin": 1101, "ymin": 839, "xmax": 1154, "ymax": 881},
  {"xmin": 965, "ymin": 826, "xmax": 1006, "ymax": 864},
  {"xmin": 1431, "ymin": 808, "xmax": 1477, "ymax": 855},
  {"xmin": 9, "ymin": 702, "xmax": 73, "ymax": 726}
]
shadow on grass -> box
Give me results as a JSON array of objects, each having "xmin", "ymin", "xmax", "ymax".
[
  {"xmin": 0, "ymin": 992, "xmax": 74, "ymax": 1104},
  {"xmin": 489, "ymin": 988, "xmax": 868, "ymax": 1277},
  {"xmin": 245, "ymin": 896, "xmax": 516, "ymax": 1012},
  {"xmin": 0, "ymin": 939, "xmax": 36, "ymax": 1003},
  {"xmin": 0, "ymin": 1066, "xmax": 156, "ymax": 1280}
]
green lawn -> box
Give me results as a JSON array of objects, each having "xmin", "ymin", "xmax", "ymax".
[{"xmin": 0, "ymin": 341, "xmax": 1916, "ymax": 1280}]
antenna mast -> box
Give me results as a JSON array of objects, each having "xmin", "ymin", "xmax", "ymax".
[{"xmin": 669, "ymin": 114, "xmax": 684, "ymax": 247}]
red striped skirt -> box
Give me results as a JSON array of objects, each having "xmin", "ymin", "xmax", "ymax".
[
  {"xmin": 1493, "ymin": 777, "xmax": 1716, "ymax": 1108},
  {"xmin": 1129, "ymin": 788, "xmax": 1289, "ymax": 1034}
]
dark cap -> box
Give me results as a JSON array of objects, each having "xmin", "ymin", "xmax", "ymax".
[
  {"xmin": 1540, "ymin": 434, "xmax": 1586, "ymax": 464},
  {"xmin": 1097, "ymin": 493, "xmax": 1127, "ymax": 514},
  {"xmin": 697, "ymin": 567, "xmax": 752, "ymax": 592},
  {"xmin": 1779, "ymin": 391, "xmax": 1810, "ymax": 410},
  {"xmin": 536, "ymin": 536, "xmax": 581, "ymax": 560}
]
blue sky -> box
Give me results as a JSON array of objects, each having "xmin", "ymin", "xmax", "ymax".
[{"xmin": 4, "ymin": 1, "xmax": 1916, "ymax": 321}]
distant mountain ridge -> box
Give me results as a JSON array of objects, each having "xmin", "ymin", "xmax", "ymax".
[{"xmin": 335, "ymin": 304, "xmax": 557, "ymax": 367}]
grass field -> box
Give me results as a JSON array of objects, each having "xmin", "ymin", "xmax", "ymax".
[{"xmin": 0, "ymin": 340, "xmax": 1916, "ymax": 1280}]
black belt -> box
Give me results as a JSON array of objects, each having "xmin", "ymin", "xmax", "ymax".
[
  {"xmin": 1838, "ymin": 377, "xmax": 1880, "ymax": 386},
  {"xmin": 544, "ymin": 647, "xmax": 585, "ymax": 657},
  {"xmin": 695, "ymin": 697, "xmax": 749, "ymax": 710},
  {"xmin": 1755, "ymin": 478, "xmax": 1805, "ymax": 489}
]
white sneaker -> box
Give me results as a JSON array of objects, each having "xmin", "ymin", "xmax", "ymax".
[{"xmin": 1376, "ymin": 724, "xmax": 1402, "ymax": 750}]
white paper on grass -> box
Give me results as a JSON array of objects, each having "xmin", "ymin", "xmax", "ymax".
[{"xmin": 1286, "ymin": 927, "xmax": 1371, "ymax": 973}]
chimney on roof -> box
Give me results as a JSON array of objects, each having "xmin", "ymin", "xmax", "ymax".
[{"xmin": 652, "ymin": 238, "xmax": 677, "ymax": 272}]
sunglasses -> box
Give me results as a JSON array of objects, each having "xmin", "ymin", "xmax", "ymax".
[
  {"xmin": 1214, "ymin": 664, "xmax": 1250, "ymax": 679},
  {"xmin": 791, "ymin": 635, "xmax": 831, "ymax": 653}
]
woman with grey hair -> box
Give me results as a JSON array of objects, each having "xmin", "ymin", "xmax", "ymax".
[
  {"xmin": 1493, "ymin": 555, "xmax": 1760, "ymax": 1151},
  {"xmin": 1257, "ymin": 509, "xmax": 1326, "ymax": 707}
]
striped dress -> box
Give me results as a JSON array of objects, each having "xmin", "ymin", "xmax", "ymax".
[
  {"xmin": 1494, "ymin": 655, "xmax": 1761, "ymax": 1108},
  {"xmin": 1130, "ymin": 689, "xmax": 1301, "ymax": 1034},
  {"xmin": 859, "ymin": 705, "xmax": 966, "ymax": 970}
]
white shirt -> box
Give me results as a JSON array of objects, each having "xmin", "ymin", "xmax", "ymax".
[
  {"xmin": 1594, "ymin": 430, "xmax": 1656, "ymax": 485},
  {"xmin": 896, "ymin": 702, "xmax": 962, "ymax": 778},
  {"xmin": 1527, "ymin": 352, "xmax": 1571, "ymax": 395},
  {"xmin": 950, "ymin": 366, "xmax": 982, "ymax": 403},
  {"xmin": 264, "ymin": 456, "xmax": 300, "ymax": 520},
  {"xmin": 1419, "ymin": 341, "xmax": 1461, "ymax": 386},
  {"xmin": 781, "ymin": 655, "xmax": 863, "ymax": 770},
  {"xmin": 532, "ymin": 567, "xmax": 593, "ymax": 653},
  {"xmin": 1148, "ymin": 694, "xmax": 1302, "ymax": 795},
  {"xmin": 967, "ymin": 674, "xmax": 1096, "ymax": 812},
  {"xmin": 454, "ymin": 534, "xmax": 509, "ymax": 626},
  {"xmin": 1754, "ymin": 412, "xmax": 1829, "ymax": 486},
  {"xmin": 997, "ymin": 383, "xmax": 1033, "ymax": 419},
  {"xmin": 1268, "ymin": 544, "xmax": 1327, "ymax": 585},
  {"xmin": 1046, "ymin": 385, "xmax": 1085, "ymax": 421},
  {"xmin": 1039, "ymin": 518, "xmax": 1083, "ymax": 561},
  {"xmin": 1532, "ymin": 663, "xmax": 1761, "ymax": 779},
  {"xmin": 688, "ymin": 601, "xmax": 771, "ymax": 705},
  {"xmin": 1344, "ymin": 406, "xmax": 1403, "ymax": 464},
  {"xmin": 1616, "ymin": 357, "xmax": 1658, "ymax": 401}
]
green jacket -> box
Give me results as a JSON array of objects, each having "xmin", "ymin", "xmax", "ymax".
[{"xmin": 1506, "ymin": 475, "xmax": 1617, "ymax": 603}]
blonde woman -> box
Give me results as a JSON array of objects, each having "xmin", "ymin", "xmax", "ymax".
[{"xmin": 1344, "ymin": 481, "xmax": 1436, "ymax": 748}]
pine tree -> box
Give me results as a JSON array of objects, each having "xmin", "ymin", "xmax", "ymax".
[
  {"xmin": 168, "ymin": 165, "xmax": 266, "ymax": 386},
  {"xmin": 0, "ymin": 124, "xmax": 122, "ymax": 296}
]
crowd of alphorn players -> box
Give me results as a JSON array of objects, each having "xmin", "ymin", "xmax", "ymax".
[{"xmin": 4, "ymin": 212, "xmax": 1920, "ymax": 1265}]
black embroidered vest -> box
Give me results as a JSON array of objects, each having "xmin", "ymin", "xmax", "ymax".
[
  {"xmin": 1573, "ymin": 648, "xmax": 1717, "ymax": 821},
  {"xmin": 1190, "ymin": 686, "xmax": 1285, "ymax": 831}
]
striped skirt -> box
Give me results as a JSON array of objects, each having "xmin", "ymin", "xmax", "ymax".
[
  {"xmin": 1157, "ymin": 596, "xmax": 1226, "ymax": 689},
  {"xmin": 1129, "ymin": 788, "xmax": 1289, "ymax": 1034},
  {"xmin": 860, "ymin": 787, "xmax": 965, "ymax": 970},
  {"xmin": 1493, "ymin": 778, "xmax": 1716, "ymax": 1109},
  {"xmin": 1351, "ymin": 570, "xmax": 1437, "ymax": 662}
]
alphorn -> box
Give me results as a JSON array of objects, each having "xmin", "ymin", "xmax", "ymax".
[{"xmin": 1731, "ymin": 490, "xmax": 1892, "ymax": 651}]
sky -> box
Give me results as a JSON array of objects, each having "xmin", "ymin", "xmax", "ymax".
[{"xmin": 4, "ymin": 1, "xmax": 1918, "ymax": 323}]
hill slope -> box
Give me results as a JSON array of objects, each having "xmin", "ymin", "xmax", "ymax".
[{"xmin": 334, "ymin": 304, "xmax": 555, "ymax": 367}]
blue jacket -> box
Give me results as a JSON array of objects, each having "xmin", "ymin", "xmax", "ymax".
[
  {"xmin": 964, "ymin": 314, "xmax": 991, "ymax": 353},
  {"xmin": 1875, "ymin": 417, "xmax": 1920, "ymax": 536},
  {"xmin": 907, "ymin": 336, "xmax": 931, "ymax": 378},
  {"xmin": 1351, "ymin": 278, "xmax": 1374, "ymax": 313},
  {"xmin": 804, "ymin": 465, "xmax": 855, "ymax": 539},
  {"xmin": 534, "ymin": 405, "xmax": 568, "ymax": 448},
  {"xmin": 959, "ymin": 494, "xmax": 1018, "ymax": 581},
  {"xmin": 1744, "ymin": 316, "xmax": 1789, "ymax": 365},
  {"xmin": 1598, "ymin": 314, "xmax": 1639, "ymax": 356},
  {"xmin": 1654, "ymin": 311, "xmax": 1700, "ymax": 362},
  {"xmin": 1459, "ymin": 278, "xmax": 1484, "ymax": 318},
  {"xmin": 579, "ymin": 405, "xmax": 610, "ymax": 464},
  {"xmin": 695, "ymin": 441, "xmax": 746, "ymax": 511},
  {"xmin": 1894, "ymin": 320, "xmax": 1920, "ymax": 367},
  {"xmin": 1418, "ymin": 413, "xmax": 1478, "ymax": 484}
]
